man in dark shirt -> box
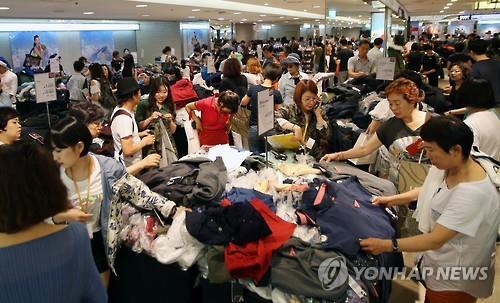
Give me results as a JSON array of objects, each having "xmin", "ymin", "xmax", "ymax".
[
  {"xmin": 421, "ymin": 44, "xmax": 440, "ymax": 87},
  {"xmin": 262, "ymin": 44, "xmax": 275, "ymax": 68},
  {"xmin": 447, "ymin": 42, "xmax": 472, "ymax": 69},
  {"xmin": 469, "ymin": 39, "xmax": 500, "ymax": 106},
  {"xmin": 336, "ymin": 39, "xmax": 354, "ymax": 84}
]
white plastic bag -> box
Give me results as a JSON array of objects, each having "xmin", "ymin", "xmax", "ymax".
[
  {"xmin": 348, "ymin": 133, "xmax": 378, "ymax": 165},
  {"xmin": 184, "ymin": 120, "xmax": 201, "ymax": 154}
]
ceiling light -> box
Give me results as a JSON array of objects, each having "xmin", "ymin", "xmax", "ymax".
[
  {"xmin": 142, "ymin": 14, "xmax": 151, "ymax": 17},
  {"xmin": 444, "ymin": 6, "xmax": 449, "ymax": 9},
  {"xmin": 0, "ymin": 7, "xmax": 10, "ymax": 10},
  {"xmin": 439, "ymin": 10, "xmax": 444, "ymax": 13},
  {"xmin": 279, "ymin": 16, "xmax": 285, "ymax": 19},
  {"xmin": 83, "ymin": 12, "xmax": 95, "ymax": 15},
  {"xmin": 315, "ymin": 19, "xmax": 320, "ymax": 21},
  {"xmin": 258, "ymin": 20, "xmax": 263, "ymax": 22},
  {"xmin": 136, "ymin": 4, "xmax": 148, "ymax": 8},
  {"xmin": 192, "ymin": 9, "xmax": 200, "ymax": 12},
  {"xmin": 358, "ymin": 15, "xmax": 362, "ymax": 17},
  {"xmin": 446, "ymin": 3, "xmax": 453, "ymax": 6},
  {"xmin": 313, "ymin": 5, "xmax": 321, "ymax": 9},
  {"xmin": 240, "ymin": 22, "xmax": 244, "ymax": 24},
  {"xmin": 217, "ymin": 17, "xmax": 224, "ymax": 20},
  {"xmin": 241, "ymin": 18, "xmax": 247, "ymax": 21},
  {"xmin": 293, "ymin": 17, "xmax": 299, "ymax": 20},
  {"xmin": 253, "ymin": 22, "xmax": 257, "ymax": 24},
  {"xmin": 304, "ymin": 10, "xmax": 308, "ymax": 12},
  {"xmin": 264, "ymin": 3, "xmax": 268, "ymax": 5},
  {"xmin": 188, "ymin": 16, "xmax": 196, "ymax": 18},
  {"xmin": 259, "ymin": 15, "xmax": 266, "ymax": 17},
  {"xmin": 459, "ymin": 11, "xmax": 465, "ymax": 14},
  {"xmin": 233, "ymin": 12, "xmax": 240, "ymax": 14}
]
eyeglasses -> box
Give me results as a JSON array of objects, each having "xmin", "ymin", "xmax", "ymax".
[{"xmin": 303, "ymin": 97, "xmax": 319, "ymax": 104}]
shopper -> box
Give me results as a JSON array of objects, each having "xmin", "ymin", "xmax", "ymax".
[
  {"xmin": 0, "ymin": 107, "xmax": 21, "ymax": 145},
  {"xmin": 111, "ymin": 77, "xmax": 155, "ymax": 166},
  {"xmin": 421, "ymin": 44, "xmax": 441, "ymax": 87},
  {"xmin": 122, "ymin": 53, "xmax": 136, "ymax": 79},
  {"xmin": 367, "ymin": 38, "xmax": 384, "ymax": 71},
  {"xmin": 49, "ymin": 117, "xmax": 127, "ymax": 289},
  {"xmin": 458, "ymin": 78, "xmax": 500, "ymax": 161},
  {"xmin": 469, "ymin": 39, "xmax": 500, "ymax": 105},
  {"xmin": 443, "ymin": 62, "xmax": 471, "ymax": 111},
  {"xmin": 68, "ymin": 102, "xmax": 161, "ymax": 176},
  {"xmin": 0, "ymin": 141, "xmax": 107, "ymax": 303},
  {"xmin": 279, "ymin": 53, "xmax": 309, "ymax": 105},
  {"xmin": 322, "ymin": 78, "xmax": 430, "ymax": 182},
  {"xmin": 336, "ymin": 38, "xmax": 354, "ymax": 84},
  {"xmin": 67, "ymin": 60, "xmax": 87, "ymax": 102},
  {"xmin": 101, "ymin": 64, "xmax": 114, "ymax": 88},
  {"xmin": 219, "ymin": 58, "xmax": 248, "ymax": 100},
  {"xmin": 88, "ymin": 63, "xmax": 117, "ymax": 113},
  {"xmin": 361, "ymin": 116, "xmax": 499, "ymax": 303},
  {"xmin": 185, "ymin": 91, "xmax": 239, "ymax": 146},
  {"xmin": 262, "ymin": 44, "xmax": 275, "ymax": 68},
  {"xmin": 348, "ymin": 40, "xmax": 374, "ymax": 79},
  {"xmin": 241, "ymin": 62, "xmax": 283, "ymax": 153},
  {"xmin": 405, "ymin": 43, "xmax": 423, "ymax": 72},
  {"xmin": 0, "ymin": 59, "xmax": 18, "ymax": 107},
  {"xmin": 243, "ymin": 57, "xmax": 264, "ymax": 87},
  {"xmin": 387, "ymin": 35, "xmax": 406, "ymax": 77},
  {"xmin": 276, "ymin": 79, "xmax": 329, "ymax": 160}
]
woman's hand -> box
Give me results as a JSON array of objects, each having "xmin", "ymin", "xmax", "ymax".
[
  {"xmin": 359, "ymin": 238, "xmax": 392, "ymax": 255},
  {"xmin": 141, "ymin": 153, "xmax": 161, "ymax": 169},
  {"xmin": 141, "ymin": 134, "xmax": 155, "ymax": 146},
  {"xmin": 371, "ymin": 196, "xmax": 397, "ymax": 208},
  {"xmin": 442, "ymin": 85, "xmax": 452, "ymax": 94},
  {"xmin": 150, "ymin": 111, "xmax": 162, "ymax": 121},
  {"xmin": 320, "ymin": 152, "xmax": 344, "ymax": 162},
  {"xmin": 292, "ymin": 125, "xmax": 303, "ymax": 143},
  {"xmin": 53, "ymin": 208, "xmax": 93, "ymax": 224},
  {"xmin": 163, "ymin": 113, "xmax": 173, "ymax": 122}
]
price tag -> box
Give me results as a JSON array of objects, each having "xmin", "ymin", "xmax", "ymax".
[{"xmin": 306, "ymin": 138, "xmax": 316, "ymax": 149}]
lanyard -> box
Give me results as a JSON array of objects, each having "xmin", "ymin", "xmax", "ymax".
[{"xmin": 69, "ymin": 157, "xmax": 93, "ymax": 212}]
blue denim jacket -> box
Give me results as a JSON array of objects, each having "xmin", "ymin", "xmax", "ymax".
[{"xmin": 93, "ymin": 154, "xmax": 126, "ymax": 252}]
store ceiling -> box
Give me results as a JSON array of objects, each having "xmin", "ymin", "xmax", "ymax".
[{"xmin": 0, "ymin": 0, "xmax": 493, "ymax": 25}]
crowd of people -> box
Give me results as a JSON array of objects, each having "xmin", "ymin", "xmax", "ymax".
[{"xmin": 0, "ymin": 30, "xmax": 499, "ymax": 303}]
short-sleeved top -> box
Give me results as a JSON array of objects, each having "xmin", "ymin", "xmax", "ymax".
[
  {"xmin": 246, "ymin": 84, "xmax": 283, "ymax": 126},
  {"xmin": 110, "ymin": 107, "xmax": 141, "ymax": 166},
  {"xmin": 0, "ymin": 223, "xmax": 107, "ymax": 303},
  {"xmin": 376, "ymin": 114, "xmax": 429, "ymax": 157},
  {"xmin": 472, "ymin": 59, "xmax": 500, "ymax": 105},
  {"xmin": 406, "ymin": 51, "xmax": 423, "ymax": 72},
  {"xmin": 194, "ymin": 97, "xmax": 230, "ymax": 146},
  {"xmin": 464, "ymin": 110, "xmax": 500, "ymax": 161},
  {"xmin": 135, "ymin": 100, "xmax": 175, "ymax": 129},
  {"xmin": 422, "ymin": 176, "xmax": 500, "ymax": 298},
  {"xmin": 67, "ymin": 73, "xmax": 86, "ymax": 101},
  {"xmin": 336, "ymin": 48, "xmax": 354, "ymax": 71},
  {"xmin": 447, "ymin": 52, "xmax": 471, "ymax": 65},
  {"xmin": 422, "ymin": 54, "xmax": 440, "ymax": 73},
  {"xmin": 347, "ymin": 55, "xmax": 374, "ymax": 75},
  {"xmin": 60, "ymin": 155, "xmax": 103, "ymax": 238}
]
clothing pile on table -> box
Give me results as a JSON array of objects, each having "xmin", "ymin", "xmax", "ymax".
[{"xmin": 109, "ymin": 145, "xmax": 403, "ymax": 303}]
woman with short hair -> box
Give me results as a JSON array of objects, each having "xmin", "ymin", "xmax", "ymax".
[
  {"xmin": 0, "ymin": 107, "xmax": 21, "ymax": 145},
  {"xmin": 219, "ymin": 57, "xmax": 248, "ymax": 100}
]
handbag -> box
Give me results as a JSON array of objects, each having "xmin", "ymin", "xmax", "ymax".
[
  {"xmin": 397, "ymin": 151, "xmax": 431, "ymax": 194},
  {"xmin": 229, "ymin": 105, "xmax": 250, "ymax": 150}
]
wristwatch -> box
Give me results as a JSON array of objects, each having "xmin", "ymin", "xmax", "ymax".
[{"xmin": 392, "ymin": 238, "xmax": 400, "ymax": 253}]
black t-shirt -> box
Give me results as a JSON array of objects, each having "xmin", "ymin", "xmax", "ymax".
[
  {"xmin": 219, "ymin": 75, "xmax": 248, "ymax": 100},
  {"xmin": 246, "ymin": 85, "xmax": 283, "ymax": 126},
  {"xmin": 336, "ymin": 48, "xmax": 354, "ymax": 71},
  {"xmin": 472, "ymin": 59, "xmax": 500, "ymax": 105},
  {"xmin": 447, "ymin": 52, "xmax": 471, "ymax": 65},
  {"xmin": 376, "ymin": 116, "xmax": 427, "ymax": 152},
  {"xmin": 406, "ymin": 51, "xmax": 423, "ymax": 72},
  {"xmin": 422, "ymin": 54, "xmax": 440, "ymax": 73}
]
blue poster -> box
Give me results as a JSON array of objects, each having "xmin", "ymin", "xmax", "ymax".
[
  {"xmin": 9, "ymin": 32, "xmax": 59, "ymax": 71},
  {"xmin": 80, "ymin": 31, "xmax": 114, "ymax": 64}
]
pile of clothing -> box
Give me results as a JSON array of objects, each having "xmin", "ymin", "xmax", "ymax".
[{"xmin": 109, "ymin": 145, "xmax": 402, "ymax": 303}]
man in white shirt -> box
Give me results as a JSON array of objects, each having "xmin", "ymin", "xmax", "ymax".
[
  {"xmin": 279, "ymin": 53, "xmax": 309, "ymax": 105},
  {"xmin": 111, "ymin": 77, "xmax": 155, "ymax": 166},
  {"xmin": 347, "ymin": 40, "xmax": 374, "ymax": 79},
  {"xmin": 367, "ymin": 38, "xmax": 384, "ymax": 72},
  {"xmin": 0, "ymin": 60, "xmax": 18, "ymax": 107},
  {"xmin": 67, "ymin": 60, "xmax": 87, "ymax": 102}
]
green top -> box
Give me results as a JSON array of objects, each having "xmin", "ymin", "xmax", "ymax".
[{"xmin": 135, "ymin": 99, "xmax": 174, "ymax": 128}]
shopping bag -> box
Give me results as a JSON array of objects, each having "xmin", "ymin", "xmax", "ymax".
[
  {"xmin": 158, "ymin": 119, "xmax": 178, "ymax": 167},
  {"xmin": 397, "ymin": 152, "xmax": 430, "ymax": 193},
  {"xmin": 229, "ymin": 106, "xmax": 250, "ymax": 150},
  {"xmin": 184, "ymin": 120, "xmax": 201, "ymax": 154},
  {"xmin": 348, "ymin": 133, "xmax": 377, "ymax": 165}
]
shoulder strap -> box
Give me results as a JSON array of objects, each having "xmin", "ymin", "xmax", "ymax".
[{"xmin": 110, "ymin": 109, "xmax": 136, "ymax": 157}]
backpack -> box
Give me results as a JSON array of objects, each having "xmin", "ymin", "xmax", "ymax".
[
  {"xmin": 170, "ymin": 79, "xmax": 199, "ymax": 108},
  {"xmin": 97, "ymin": 109, "xmax": 134, "ymax": 157},
  {"xmin": 471, "ymin": 146, "xmax": 500, "ymax": 191}
]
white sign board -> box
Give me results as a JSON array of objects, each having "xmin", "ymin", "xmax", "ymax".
[
  {"xmin": 257, "ymin": 89, "xmax": 274, "ymax": 136},
  {"xmin": 376, "ymin": 57, "xmax": 396, "ymax": 81},
  {"xmin": 131, "ymin": 51, "xmax": 138, "ymax": 64},
  {"xmin": 207, "ymin": 57, "xmax": 216, "ymax": 73},
  {"xmin": 49, "ymin": 58, "xmax": 60, "ymax": 74},
  {"xmin": 34, "ymin": 73, "xmax": 57, "ymax": 103}
]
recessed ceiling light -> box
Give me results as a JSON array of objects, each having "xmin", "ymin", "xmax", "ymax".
[
  {"xmin": 440, "ymin": 10, "xmax": 444, "ymax": 13},
  {"xmin": 192, "ymin": 9, "xmax": 200, "ymax": 12},
  {"xmin": 0, "ymin": 7, "xmax": 10, "ymax": 10},
  {"xmin": 142, "ymin": 14, "xmax": 151, "ymax": 17},
  {"xmin": 304, "ymin": 10, "xmax": 308, "ymax": 12},
  {"xmin": 217, "ymin": 17, "xmax": 224, "ymax": 20},
  {"xmin": 258, "ymin": 19, "xmax": 263, "ymax": 22},
  {"xmin": 253, "ymin": 22, "xmax": 257, "ymax": 24},
  {"xmin": 315, "ymin": 19, "xmax": 320, "ymax": 21},
  {"xmin": 446, "ymin": 3, "xmax": 453, "ymax": 6},
  {"xmin": 313, "ymin": 5, "xmax": 321, "ymax": 9},
  {"xmin": 188, "ymin": 16, "xmax": 196, "ymax": 18},
  {"xmin": 459, "ymin": 11, "xmax": 465, "ymax": 13},
  {"xmin": 241, "ymin": 18, "xmax": 247, "ymax": 21},
  {"xmin": 293, "ymin": 17, "xmax": 299, "ymax": 20},
  {"xmin": 240, "ymin": 22, "xmax": 244, "ymax": 24},
  {"xmin": 444, "ymin": 6, "xmax": 449, "ymax": 9},
  {"xmin": 136, "ymin": 4, "xmax": 148, "ymax": 8},
  {"xmin": 279, "ymin": 16, "xmax": 285, "ymax": 19},
  {"xmin": 451, "ymin": 0, "xmax": 458, "ymax": 2},
  {"xmin": 264, "ymin": 3, "xmax": 269, "ymax": 6},
  {"xmin": 83, "ymin": 12, "xmax": 94, "ymax": 15},
  {"xmin": 259, "ymin": 14, "xmax": 266, "ymax": 17},
  {"xmin": 233, "ymin": 12, "xmax": 240, "ymax": 15}
]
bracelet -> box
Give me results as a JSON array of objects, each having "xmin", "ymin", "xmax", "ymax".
[{"xmin": 51, "ymin": 216, "xmax": 67, "ymax": 225}]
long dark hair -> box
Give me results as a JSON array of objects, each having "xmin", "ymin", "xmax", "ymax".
[
  {"xmin": 147, "ymin": 77, "xmax": 175, "ymax": 116},
  {"xmin": 122, "ymin": 54, "xmax": 135, "ymax": 78},
  {"xmin": 89, "ymin": 63, "xmax": 106, "ymax": 84},
  {"xmin": 101, "ymin": 63, "xmax": 113, "ymax": 84}
]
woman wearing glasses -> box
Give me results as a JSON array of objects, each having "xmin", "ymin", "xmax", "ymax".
[{"xmin": 275, "ymin": 79, "xmax": 329, "ymax": 160}]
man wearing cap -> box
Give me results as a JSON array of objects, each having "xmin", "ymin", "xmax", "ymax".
[
  {"xmin": 347, "ymin": 40, "xmax": 374, "ymax": 79},
  {"xmin": 279, "ymin": 53, "xmax": 309, "ymax": 105},
  {"xmin": 0, "ymin": 60, "xmax": 18, "ymax": 107},
  {"xmin": 111, "ymin": 77, "xmax": 155, "ymax": 166}
]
